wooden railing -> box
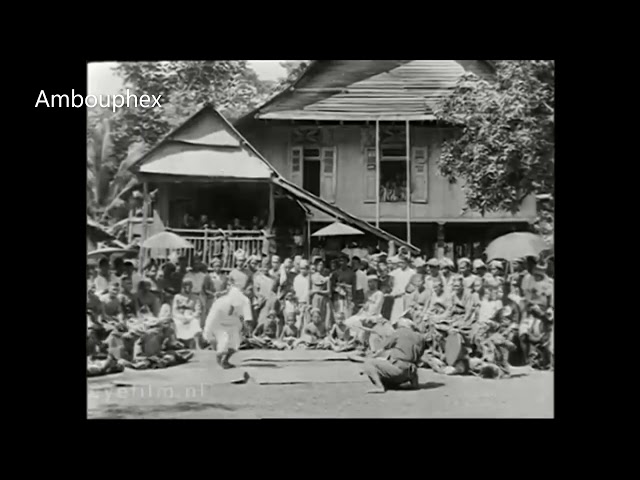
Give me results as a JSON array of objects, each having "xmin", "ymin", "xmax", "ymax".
[{"xmin": 158, "ymin": 228, "xmax": 268, "ymax": 271}]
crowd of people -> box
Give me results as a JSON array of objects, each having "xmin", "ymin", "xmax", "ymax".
[
  {"xmin": 379, "ymin": 174, "xmax": 408, "ymax": 203},
  {"xmin": 87, "ymin": 246, "xmax": 554, "ymax": 381}
]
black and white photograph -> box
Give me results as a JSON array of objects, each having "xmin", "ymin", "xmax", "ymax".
[{"xmin": 86, "ymin": 60, "xmax": 554, "ymax": 419}]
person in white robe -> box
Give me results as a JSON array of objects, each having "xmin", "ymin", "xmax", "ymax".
[
  {"xmin": 389, "ymin": 255, "xmax": 416, "ymax": 322},
  {"xmin": 203, "ymin": 284, "xmax": 253, "ymax": 368}
]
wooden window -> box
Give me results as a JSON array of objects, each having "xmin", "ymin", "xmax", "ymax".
[
  {"xmin": 290, "ymin": 146, "xmax": 303, "ymax": 187},
  {"xmin": 410, "ymin": 147, "xmax": 429, "ymax": 203},
  {"xmin": 364, "ymin": 148, "xmax": 377, "ymax": 203},
  {"xmin": 321, "ymin": 147, "xmax": 337, "ymax": 203}
]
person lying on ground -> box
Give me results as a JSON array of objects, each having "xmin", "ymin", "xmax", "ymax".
[{"xmin": 361, "ymin": 318, "xmax": 425, "ymax": 394}]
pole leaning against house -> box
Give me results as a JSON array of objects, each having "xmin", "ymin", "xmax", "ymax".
[
  {"xmin": 405, "ymin": 120, "xmax": 411, "ymax": 244},
  {"xmin": 140, "ymin": 182, "xmax": 149, "ymax": 274},
  {"xmin": 375, "ymin": 119, "xmax": 380, "ymax": 228}
]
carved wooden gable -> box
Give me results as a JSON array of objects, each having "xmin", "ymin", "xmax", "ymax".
[{"xmin": 291, "ymin": 126, "xmax": 334, "ymax": 145}]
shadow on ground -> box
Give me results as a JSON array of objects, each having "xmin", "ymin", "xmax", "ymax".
[
  {"xmin": 393, "ymin": 381, "xmax": 445, "ymax": 391},
  {"xmin": 96, "ymin": 401, "xmax": 240, "ymax": 419}
]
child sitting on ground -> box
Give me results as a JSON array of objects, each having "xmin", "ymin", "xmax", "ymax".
[
  {"xmin": 250, "ymin": 313, "xmax": 279, "ymax": 349},
  {"xmin": 294, "ymin": 308, "xmax": 328, "ymax": 349},
  {"xmin": 274, "ymin": 312, "xmax": 299, "ymax": 350},
  {"xmin": 328, "ymin": 312, "xmax": 356, "ymax": 352}
]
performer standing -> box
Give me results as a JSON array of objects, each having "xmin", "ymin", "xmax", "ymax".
[{"xmin": 203, "ymin": 280, "xmax": 253, "ymax": 369}]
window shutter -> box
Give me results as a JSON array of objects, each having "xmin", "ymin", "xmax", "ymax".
[
  {"xmin": 321, "ymin": 147, "xmax": 337, "ymax": 203},
  {"xmin": 290, "ymin": 146, "xmax": 303, "ymax": 187},
  {"xmin": 411, "ymin": 147, "xmax": 428, "ymax": 203},
  {"xmin": 364, "ymin": 147, "xmax": 377, "ymax": 203}
]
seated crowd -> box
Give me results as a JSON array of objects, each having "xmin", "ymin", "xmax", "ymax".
[{"xmin": 87, "ymin": 247, "xmax": 554, "ymax": 379}]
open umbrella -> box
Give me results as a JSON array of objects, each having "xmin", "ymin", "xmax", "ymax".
[
  {"xmin": 485, "ymin": 232, "xmax": 547, "ymax": 262},
  {"xmin": 312, "ymin": 221, "xmax": 363, "ymax": 237},
  {"xmin": 142, "ymin": 231, "xmax": 194, "ymax": 250}
]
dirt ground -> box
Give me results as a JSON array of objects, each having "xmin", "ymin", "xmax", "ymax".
[{"xmin": 87, "ymin": 351, "xmax": 554, "ymax": 419}]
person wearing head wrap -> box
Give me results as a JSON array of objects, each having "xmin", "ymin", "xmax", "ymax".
[
  {"xmin": 228, "ymin": 249, "xmax": 251, "ymax": 291},
  {"xmin": 334, "ymin": 253, "xmax": 357, "ymax": 318},
  {"xmin": 439, "ymin": 258, "xmax": 456, "ymax": 296},
  {"xmin": 518, "ymin": 261, "xmax": 554, "ymax": 368},
  {"xmin": 361, "ymin": 317, "xmax": 425, "ymax": 393},
  {"xmin": 422, "ymin": 277, "xmax": 451, "ymax": 328},
  {"xmin": 204, "ymin": 283, "xmax": 253, "ymax": 368},
  {"xmin": 94, "ymin": 257, "xmax": 117, "ymax": 295},
  {"xmin": 352, "ymin": 256, "xmax": 368, "ymax": 311},
  {"xmin": 404, "ymin": 273, "xmax": 431, "ymax": 327},
  {"xmin": 424, "ymin": 258, "xmax": 444, "ymax": 294},
  {"xmin": 252, "ymin": 256, "xmax": 277, "ymax": 330},
  {"xmin": 457, "ymin": 257, "xmax": 478, "ymax": 294},
  {"xmin": 489, "ymin": 260, "xmax": 505, "ymax": 282},
  {"xmin": 473, "ymin": 258, "xmax": 495, "ymax": 285},
  {"xmin": 376, "ymin": 261, "xmax": 395, "ymax": 320},
  {"xmin": 171, "ymin": 277, "xmax": 202, "ymax": 348},
  {"xmin": 268, "ymin": 255, "xmax": 282, "ymax": 284},
  {"xmin": 310, "ymin": 258, "xmax": 334, "ymax": 331},
  {"xmin": 412, "ymin": 257, "xmax": 427, "ymax": 276},
  {"xmin": 293, "ymin": 259, "xmax": 311, "ymax": 304},
  {"xmin": 344, "ymin": 274, "xmax": 385, "ymax": 348},
  {"xmin": 507, "ymin": 256, "xmax": 536, "ymax": 301},
  {"xmin": 135, "ymin": 279, "xmax": 161, "ymax": 318},
  {"xmin": 199, "ymin": 258, "xmax": 226, "ymax": 332},
  {"xmin": 184, "ymin": 260, "xmax": 207, "ymax": 297},
  {"xmin": 389, "ymin": 255, "xmax": 417, "ymax": 322}
]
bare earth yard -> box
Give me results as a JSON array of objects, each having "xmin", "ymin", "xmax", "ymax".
[{"xmin": 87, "ymin": 351, "xmax": 553, "ymax": 419}]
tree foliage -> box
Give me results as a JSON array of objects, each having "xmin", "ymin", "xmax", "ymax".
[
  {"xmin": 272, "ymin": 60, "xmax": 310, "ymax": 95},
  {"xmin": 87, "ymin": 61, "xmax": 274, "ymax": 223},
  {"xmin": 434, "ymin": 60, "xmax": 554, "ymax": 232}
]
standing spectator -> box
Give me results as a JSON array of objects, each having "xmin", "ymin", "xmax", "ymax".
[
  {"xmin": 352, "ymin": 256, "xmax": 368, "ymax": 311},
  {"xmin": 310, "ymin": 258, "xmax": 333, "ymax": 331}
]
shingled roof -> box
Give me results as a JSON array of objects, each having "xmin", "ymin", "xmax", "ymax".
[{"xmin": 238, "ymin": 60, "xmax": 495, "ymax": 123}]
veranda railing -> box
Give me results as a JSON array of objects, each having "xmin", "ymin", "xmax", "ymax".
[{"xmin": 147, "ymin": 228, "xmax": 268, "ymax": 271}]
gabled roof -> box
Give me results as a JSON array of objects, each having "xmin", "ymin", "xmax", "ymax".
[
  {"xmin": 238, "ymin": 60, "xmax": 495, "ymax": 123},
  {"xmin": 129, "ymin": 105, "xmax": 275, "ymax": 181}
]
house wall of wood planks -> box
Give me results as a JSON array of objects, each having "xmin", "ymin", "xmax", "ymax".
[{"xmin": 242, "ymin": 123, "xmax": 537, "ymax": 225}]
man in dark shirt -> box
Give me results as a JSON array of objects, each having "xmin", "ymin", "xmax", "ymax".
[{"xmin": 361, "ymin": 318, "xmax": 426, "ymax": 393}]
